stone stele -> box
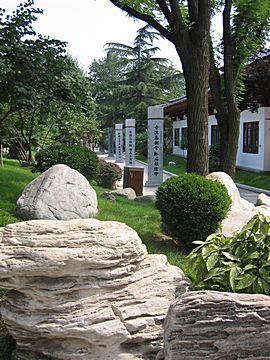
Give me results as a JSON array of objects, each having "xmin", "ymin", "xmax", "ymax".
[
  {"xmin": 0, "ymin": 219, "xmax": 190, "ymax": 360},
  {"xmin": 14, "ymin": 164, "xmax": 98, "ymax": 220},
  {"xmin": 164, "ymin": 290, "xmax": 270, "ymax": 360}
]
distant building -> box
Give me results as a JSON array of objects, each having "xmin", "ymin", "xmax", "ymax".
[{"xmin": 163, "ymin": 55, "xmax": 270, "ymax": 172}]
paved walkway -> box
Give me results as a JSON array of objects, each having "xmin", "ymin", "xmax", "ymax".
[{"xmin": 97, "ymin": 153, "xmax": 269, "ymax": 204}]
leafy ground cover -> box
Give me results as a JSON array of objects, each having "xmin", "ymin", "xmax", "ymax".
[{"xmin": 137, "ymin": 153, "xmax": 270, "ymax": 191}]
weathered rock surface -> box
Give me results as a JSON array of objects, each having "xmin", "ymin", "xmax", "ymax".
[
  {"xmin": 257, "ymin": 193, "xmax": 270, "ymax": 207},
  {"xmin": 104, "ymin": 187, "xmax": 137, "ymax": 200},
  {"xmin": 164, "ymin": 290, "xmax": 270, "ymax": 360},
  {"xmin": 134, "ymin": 195, "xmax": 156, "ymax": 203},
  {"xmin": 0, "ymin": 219, "xmax": 190, "ymax": 360},
  {"xmin": 14, "ymin": 164, "xmax": 98, "ymax": 220},
  {"xmin": 207, "ymin": 172, "xmax": 270, "ymax": 235}
]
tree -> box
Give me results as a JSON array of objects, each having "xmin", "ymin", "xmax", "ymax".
[
  {"xmin": 210, "ymin": 0, "xmax": 270, "ymax": 178},
  {"xmin": 109, "ymin": 0, "xmax": 211, "ymax": 175},
  {"xmin": 89, "ymin": 25, "xmax": 183, "ymax": 132},
  {"xmin": 0, "ymin": 1, "xmax": 97, "ymax": 162}
]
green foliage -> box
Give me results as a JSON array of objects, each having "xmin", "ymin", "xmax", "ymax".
[
  {"xmin": 136, "ymin": 131, "xmax": 148, "ymax": 157},
  {"xmin": 97, "ymin": 159, "xmax": 122, "ymax": 189},
  {"xmin": 89, "ymin": 25, "xmax": 184, "ymax": 132},
  {"xmin": 156, "ymin": 174, "xmax": 231, "ymax": 250},
  {"xmin": 209, "ymin": 143, "xmax": 221, "ymax": 173},
  {"xmin": 35, "ymin": 144, "xmax": 99, "ymax": 181},
  {"xmin": 187, "ymin": 214, "xmax": 270, "ymax": 294}
]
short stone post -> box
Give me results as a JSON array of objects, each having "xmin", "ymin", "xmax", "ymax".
[
  {"xmin": 145, "ymin": 106, "xmax": 164, "ymax": 187},
  {"xmin": 125, "ymin": 119, "xmax": 136, "ymax": 167},
  {"xmin": 115, "ymin": 123, "xmax": 123, "ymax": 163},
  {"xmin": 107, "ymin": 127, "xmax": 114, "ymax": 158}
]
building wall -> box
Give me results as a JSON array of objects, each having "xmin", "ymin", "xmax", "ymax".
[{"xmin": 172, "ymin": 107, "xmax": 270, "ymax": 171}]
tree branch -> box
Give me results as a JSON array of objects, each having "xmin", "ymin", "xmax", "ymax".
[
  {"xmin": 155, "ymin": 0, "xmax": 173, "ymax": 29},
  {"xmin": 109, "ymin": 0, "xmax": 174, "ymax": 42},
  {"xmin": 188, "ymin": 0, "xmax": 198, "ymax": 23}
]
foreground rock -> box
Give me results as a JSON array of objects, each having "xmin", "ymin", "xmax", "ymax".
[
  {"xmin": 15, "ymin": 164, "xmax": 98, "ymax": 220},
  {"xmin": 164, "ymin": 290, "xmax": 270, "ymax": 360},
  {"xmin": 0, "ymin": 219, "xmax": 189, "ymax": 360},
  {"xmin": 207, "ymin": 172, "xmax": 270, "ymax": 235}
]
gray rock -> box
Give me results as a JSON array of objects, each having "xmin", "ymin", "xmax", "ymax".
[
  {"xmin": 164, "ymin": 290, "xmax": 270, "ymax": 360},
  {"xmin": 0, "ymin": 219, "xmax": 190, "ymax": 360},
  {"xmin": 104, "ymin": 187, "xmax": 137, "ymax": 200},
  {"xmin": 14, "ymin": 164, "xmax": 98, "ymax": 220},
  {"xmin": 102, "ymin": 192, "xmax": 116, "ymax": 201},
  {"xmin": 134, "ymin": 195, "xmax": 156, "ymax": 203}
]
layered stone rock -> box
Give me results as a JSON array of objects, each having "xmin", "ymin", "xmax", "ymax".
[
  {"xmin": 0, "ymin": 219, "xmax": 189, "ymax": 360},
  {"xmin": 164, "ymin": 290, "xmax": 270, "ymax": 360},
  {"xmin": 207, "ymin": 172, "xmax": 270, "ymax": 235},
  {"xmin": 15, "ymin": 164, "xmax": 98, "ymax": 221}
]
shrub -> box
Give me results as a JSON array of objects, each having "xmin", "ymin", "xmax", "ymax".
[
  {"xmin": 187, "ymin": 214, "xmax": 270, "ymax": 294},
  {"xmin": 35, "ymin": 144, "xmax": 99, "ymax": 181},
  {"xmin": 156, "ymin": 173, "xmax": 231, "ymax": 250},
  {"xmin": 209, "ymin": 143, "xmax": 220, "ymax": 173},
  {"xmin": 97, "ymin": 160, "xmax": 122, "ymax": 189}
]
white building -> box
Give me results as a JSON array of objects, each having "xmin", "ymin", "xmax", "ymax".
[{"xmin": 164, "ymin": 96, "xmax": 270, "ymax": 172}]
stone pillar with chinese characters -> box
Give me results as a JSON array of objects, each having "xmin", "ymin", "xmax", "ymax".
[
  {"xmin": 145, "ymin": 106, "xmax": 164, "ymax": 186},
  {"xmin": 115, "ymin": 123, "xmax": 123, "ymax": 163},
  {"xmin": 125, "ymin": 119, "xmax": 136, "ymax": 167},
  {"xmin": 107, "ymin": 127, "xmax": 114, "ymax": 158}
]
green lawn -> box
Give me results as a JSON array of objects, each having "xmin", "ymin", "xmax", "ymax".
[
  {"xmin": 137, "ymin": 153, "xmax": 270, "ymax": 191},
  {"xmin": 0, "ymin": 158, "xmax": 187, "ymax": 269}
]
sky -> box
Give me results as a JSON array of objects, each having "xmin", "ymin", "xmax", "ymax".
[{"xmin": 1, "ymin": 0, "xmax": 182, "ymax": 72}]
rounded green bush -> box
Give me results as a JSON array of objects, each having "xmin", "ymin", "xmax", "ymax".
[
  {"xmin": 97, "ymin": 159, "xmax": 122, "ymax": 189},
  {"xmin": 35, "ymin": 144, "xmax": 99, "ymax": 181},
  {"xmin": 156, "ymin": 173, "xmax": 231, "ymax": 250}
]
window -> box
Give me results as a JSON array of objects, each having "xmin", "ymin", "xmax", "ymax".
[
  {"xmin": 174, "ymin": 128, "xmax": 180, "ymax": 146},
  {"xmin": 181, "ymin": 127, "xmax": 188, "ymax": 149},
  {"xmin": 211, "ymin": 125, "xmax": 220, "ymax": 145},
  {"xmin": 243, "ymin": 121, "xmax": 259, "ymax": 154}
]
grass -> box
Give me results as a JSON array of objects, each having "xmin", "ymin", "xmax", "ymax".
[
  {"xmin": 137, "ymin": 153, "xmax": 270, "ymax": 191},
  {"xmin": 0, "ymin": 158, "xmax": 187, "ymax": 269},
  {"xmin": 0, "ymin": 158, "xmax": 38, "ymax": 226}
]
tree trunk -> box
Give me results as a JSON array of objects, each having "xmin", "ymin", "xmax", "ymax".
[
  {"xmin": 179, "ymin": 40, "xmax": 210, "ymax": 176},
  {"xmin": 219, "ymin": 107, "xmax": 240, "ymax": 179}
]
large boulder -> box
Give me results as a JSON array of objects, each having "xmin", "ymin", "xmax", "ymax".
[
  {"xmin": 0, "ymin": 219, "xmax": 190, "ymax": 360},
  {"xmin": 207, "ymin": 172, "xmax": 257, "ymax": 235},
  {"xmin": 164, "ymin": 290, "xmax": 270, "ymax": 360},
  {"xmin": 14, "ymin": 164, "xmax": 98, "ymax": 220}
]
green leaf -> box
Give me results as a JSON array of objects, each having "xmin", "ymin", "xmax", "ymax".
[
  {"xmin": 262, "ymin": 279, "xmax": 270, "ymax": 295},
  {"xmin": 206, "ymin": 252, "xmax": 219, "ymax": 271},
  {"xmin": 236, "ymin": 274, "xmax": 256, "ymax": 290},
  {"xmin": 230, "ymin": 266, "xmax": 240, "ymax": 292},
  {"xmin": 243, "ymin": 264, "xmax": 257, "ymax": 271},
  {"xmin": 204, "ymin": 267, "xmax": 225, "ymax": 281},
  {"xmin": 222, "ymin": 252, "xmax": 239, "ymax": 261}
]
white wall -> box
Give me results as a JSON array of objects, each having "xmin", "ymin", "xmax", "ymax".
[
  {"xmin": 172, "ymin": 107, "xmax": 270, "ymax": 172},
  {"xmin": 173, "ymin": 119, "xmax": 187, "ymax": 157},
  {"xmin": 264, "ymin": 107, "xmax": 270, "ymax": 171},
  {"xmin": 237, "ymin": 107, "xmax": 266, "ymax": 171}
]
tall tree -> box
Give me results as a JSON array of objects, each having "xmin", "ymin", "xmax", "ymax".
[
  {"xmin": 105, "ymin": 25, "xmax": 183, "ymax": 131},
  {"xmin": 0, "ymin": 1, "xmax": 97, "ymax": 161},
  {"xmin": 210, "ymin": 0, "xmax": 270, "ymax": 178},
  {"xmin": 89, "ymin": 25, "xmax": 183, "ymax": 132},
  {"xmin": 109, "ymin": 0, "xmax": 211, "ymax": 175}
]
